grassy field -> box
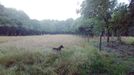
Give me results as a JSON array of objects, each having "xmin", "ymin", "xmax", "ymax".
[{"xmin": 0, "ymin": 35, "xmax": 133, "ymax": 75}]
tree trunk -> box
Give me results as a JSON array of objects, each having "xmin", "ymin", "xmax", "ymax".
[
  {"xmin": 117, "ymin": 36, "xmax": 122, "ymax": 43},
  {"xmin": 103, "ymin": 17, "xmax": 111, "ymax": 43},
  {"xmin": 99, "ymin": 31, "xmax": 104, "ymax": 51},
  {"xmin": 87, "ymin": 34, "xmax": 90, "ymax": 42},
  {"xmin": 107, "ymin": 27, "xmax": 110, "ymax": 43},
  {"xmin": 117, "ymin": 30, "xmax": 122, "ymax": 43}
]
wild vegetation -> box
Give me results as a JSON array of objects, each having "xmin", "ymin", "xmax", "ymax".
[
  {"xmin": 0, "ymin": 0, "xmax": 134, "ymax": 75},
  {"xmin": 0, "ymin": 35, "xmax": 133, "ymax": 75}
]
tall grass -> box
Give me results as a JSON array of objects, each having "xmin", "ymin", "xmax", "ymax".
[
  {"xmin": 0, "ymin": 44, "xmax": 129, "ymax": 75},
  {"xmin": 0, "ymin": 35, "xmax": 132, "ymax": 75}
]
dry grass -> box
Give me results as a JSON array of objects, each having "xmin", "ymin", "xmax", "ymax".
[
  {"xmin": 0, "ymin": 35, "xmax": 86, "ymax": 50},
  {"xmin": 0, "ymin": 35, "xmax": 132, "ymax": 75},
  {"xmin": 122, "ymin": 37, "xmax": 134, "ymax": 45},
  {"xmin": 0, "ymin": 35, "xmax": 97, "ymax": 75},
  {"xmin": 0, "ymin": 36, "xmax": 23, "ymax": 43}
]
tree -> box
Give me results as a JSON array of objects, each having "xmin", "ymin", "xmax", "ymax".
[
  {"xmin": 111, "ymin": 3, "xmax": 128, "ymax": 43},
  {"xmin": 129, "ymin": 0, "xmax": 134, "ymax": 16},
  {"xmin": 80, "ymin": 0, "xmax": 117, "ymax": 50},
  {"xmin": 127, "ymin": 0, "xmax": 134, "ymax": 36}
]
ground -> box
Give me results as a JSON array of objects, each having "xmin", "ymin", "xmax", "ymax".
[
  {"xmin": 0, "ymin": 35, "xmax": 85, "ymax": 49},
  {"xmin": 0, "ymin": 35, "xmax": 133, "ymax": 75}
]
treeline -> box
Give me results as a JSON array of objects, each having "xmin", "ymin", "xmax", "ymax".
[
  {"xmin": 0, "ymin": 0, "xmax": 134, "ymax": 37},
  {"xmin": 0, "ymin": 4, "xmax": 43, "ymax": 35},
  {"xmin": 0, "ymin": 26, "xmax": 44, "ymax": 36},
  {"xmin": 40, "ymin": 19, "xmax": 75, "ymax": 34},
  {"xmin": 0, "ymin": 4, "xmax": 76, "ymax": 36}
]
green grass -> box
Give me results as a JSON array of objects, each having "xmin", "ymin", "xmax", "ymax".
[
  {"xmin": 122, "ymin": 37, "xmax": 134, "ymax": 45},
  {"xmin": 0, "ymin": 45, "xmax": 130, "ymax": 75},
  {"xmin": 0, "ymin": 35, "xmax": 133, "ymax": 75}
]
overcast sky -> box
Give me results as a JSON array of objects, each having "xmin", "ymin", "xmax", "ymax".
[{"xmin": 0, "ymin": 0, "xmax": 129, "ymax": 20}]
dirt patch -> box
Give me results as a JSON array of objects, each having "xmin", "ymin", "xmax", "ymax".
[{"xmin": 104, "ymin": 41, "xmax": 134, "ymax": 57}]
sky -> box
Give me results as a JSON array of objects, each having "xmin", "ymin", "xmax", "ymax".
[{"xmin": 0, "ymin": 0, "xmax": 129, "ymax": 20}]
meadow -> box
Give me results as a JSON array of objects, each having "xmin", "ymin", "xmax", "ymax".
[{"xmin": 0, "ymin": 35, "xmax": 133, "ymax": 75}]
